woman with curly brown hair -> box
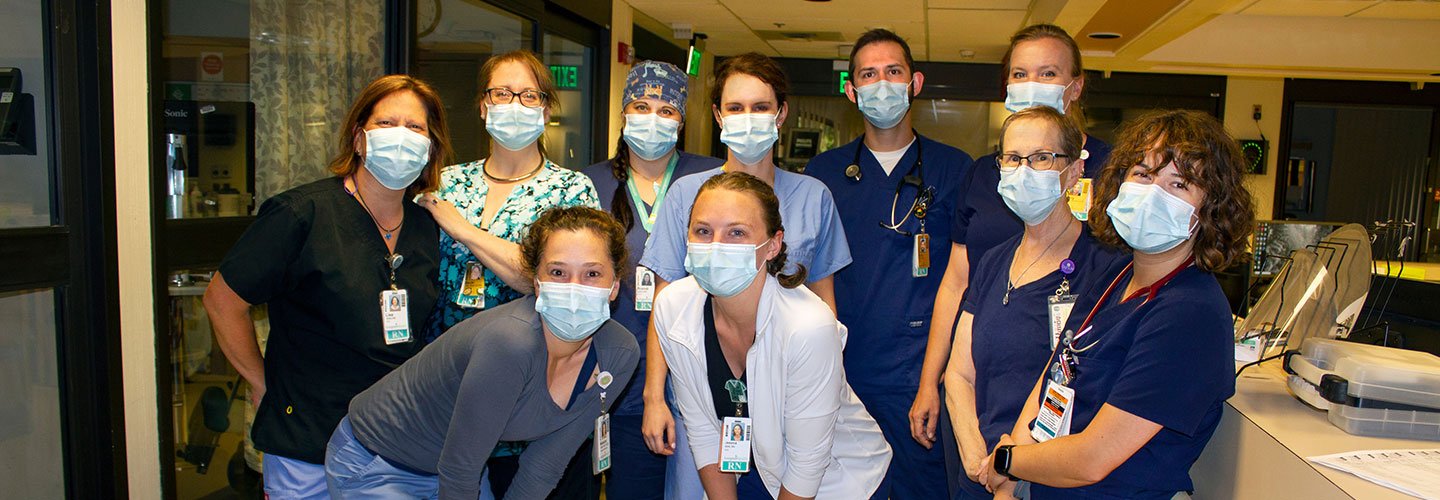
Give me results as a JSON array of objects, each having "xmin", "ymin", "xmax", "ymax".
[{"xmin": 977, "ymin": 109, "xmax": 1255, "ymax": 499}]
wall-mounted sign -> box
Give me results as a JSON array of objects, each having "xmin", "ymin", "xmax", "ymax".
[
  {"xmin": 837, "ymin": 71, "xmax": 849, "ymax": 94},
  {"xmin": 550, "ymin": 65, "xmax": 579, "ymax": 90}
]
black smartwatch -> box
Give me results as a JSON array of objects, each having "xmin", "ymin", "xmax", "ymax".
[{"xmin": 993, "ymin": 444, "xmax": 1020, "ymax": 481}]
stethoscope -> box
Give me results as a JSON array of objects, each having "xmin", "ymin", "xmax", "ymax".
[{"xmin": 848, "ymin": 131, "xmax": 934, "ymax": 236}]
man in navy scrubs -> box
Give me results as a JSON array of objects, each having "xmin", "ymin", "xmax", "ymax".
[{"xmin": 804, "ymin": 29, "xmax": 973, "ymax": 499}]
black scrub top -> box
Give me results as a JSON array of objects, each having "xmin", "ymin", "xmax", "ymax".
[
  {"xmin": 218, "ymin": 176, "xmax": 440, "ymax": 464},
  {"xmin": 702, "ymin": 296, "xmax": 748, "ymax": 421}
]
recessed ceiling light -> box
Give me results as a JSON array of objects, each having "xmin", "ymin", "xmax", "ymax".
[{"xmin": 1087, "ymin": 32, "xmax": 1122, "ymax": 40}]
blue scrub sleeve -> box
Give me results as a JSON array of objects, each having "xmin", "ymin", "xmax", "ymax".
[
  {"xmin": 1103, "ymin": 296, "xmax": 1236, "ymax": 437},
  {"xmin": 638, "ymin": 184, "xmax": 691, "ymax": 283},
  {"xmin": 803, "ymin": 187, "xmax": 852, "ymax": 282}
]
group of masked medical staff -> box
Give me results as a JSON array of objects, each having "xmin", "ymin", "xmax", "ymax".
[{"xmin": 202, "ymin": 21, "xmax": 1257, "ymax": 500}]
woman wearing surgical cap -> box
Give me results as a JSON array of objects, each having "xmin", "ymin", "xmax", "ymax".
[{"xmin": 581, "ymin": 60, "xmax": 724, "ymax": 500}]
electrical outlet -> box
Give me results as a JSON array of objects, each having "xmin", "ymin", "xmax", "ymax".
[{"xmin": 1252, "ymin": 105, "xmax": 1262, "ymax": 121}]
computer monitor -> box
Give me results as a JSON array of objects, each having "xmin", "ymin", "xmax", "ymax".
[{"xmin": 1251, "ymin": 220, "xmax": 1347, "ymax": 276}]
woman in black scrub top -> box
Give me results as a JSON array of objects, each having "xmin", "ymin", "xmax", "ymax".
[
  {"xmin": 978, "ymin": 110, "xmax": 1255, "ymax": 499},
  {"xmin": 203, "ymin": 75, "xmax": 452, "ymax": 499},
  {"xmin": 944, "ymin": 106, "xmax": 1126, "ymax": 499}
]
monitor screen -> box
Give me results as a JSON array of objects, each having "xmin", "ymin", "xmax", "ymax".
[{"xmin": 1252, "ymin": 220, "xmax": 1347, "ymax": 276}]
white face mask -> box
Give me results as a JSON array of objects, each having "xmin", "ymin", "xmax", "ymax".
[
  {"xmin": 683, "ymin": 240, "xmax": 770, "ymax": 297},
  {"xmin": 719, "ymin": 113, "xmax": 779, "ymax": 165},
  {"xmin": 622, "ymin": 113, "xmax": 681, "ymax": 161},
  {"xmin": 534, "ymin": 281, "xmax": 614, "ymax": 342},
  {"xmin": 1105, "ymin": 182, "xmax": 1197, "ymax": 254},
  {"xmin": 1004, "ymin": 81, "xmax": 1071, "ymax": 113},
  {"xmin": 855, "ymin": 80, "xmax": 911, "ymax": 129},
  {"xmin": 998, "ymin": 163, "xmax": 1071, "ymax": 226},
  {"xmin": 485, "ymin": 102, "xmax": 546, "ymax": 151}
]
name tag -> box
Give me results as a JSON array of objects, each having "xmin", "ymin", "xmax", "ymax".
[
  {"xmin": 1031, "ymin": 382, "xmax": 1075, "ymax": 443},
  {"xmin": 592, "ymin": 413, "xmax": 612, "ymax": 474},
  {"xmin": 635, "ymin": 267, "xmax": 656, "ymax": 311},
  {"xmin": 1047, "ymin": 294, "xmax": 1077, "ymax": 350},
  {"xmin": 380, "ymin": 289, "xmax": 411, "ymax": 345},
  {"xmin": 455, "ymin": 261, "xmax": 486, "ymax": 309},
  {"xmin": 718, "ymin": 416, "xmax": 753, "ymax": 473},
  {"xmin": 913, "ymin": 233, "xmax": 931, "ymax": 277}
]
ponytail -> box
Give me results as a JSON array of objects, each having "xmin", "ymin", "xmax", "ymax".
[
  {"xmin": 609, "ymin": 137, "xmax": 635, "ymax": 232},
  {"xmin": 766, "ymin": 240, "xmax": 808, "ymax": 289}
]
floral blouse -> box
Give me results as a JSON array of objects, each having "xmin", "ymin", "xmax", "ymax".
[{"xmin": 424, "ymin": 158, "xmax": 600, "ymax": 343}]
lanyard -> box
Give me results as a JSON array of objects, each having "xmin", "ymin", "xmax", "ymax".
[
  {"xmin": 1071, "ymin": 256, "xmax": 1195, "ymax": 346},
  {"xmin": 625, "ymin": 153, "xmax": 679, "ymax": 233}
]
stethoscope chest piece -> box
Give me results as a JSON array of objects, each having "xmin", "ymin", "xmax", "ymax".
[{"xmin": 845, "ymin": 163, "xmax": 861, "ymax": 181}]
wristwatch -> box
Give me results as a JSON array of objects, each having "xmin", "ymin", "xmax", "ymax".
[{"xmin": 993, "ymin": 444, "xmax": 1020, "ymax": 481}]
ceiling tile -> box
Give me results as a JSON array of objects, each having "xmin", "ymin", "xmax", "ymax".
[
  {"xmin": 1351, "ymin": 1, "xmax": 1440, "ymax": 20},
  {"xmin": 927, "ymin": 8, "xmax": 1028, "ymax": 48},
  {"xmin": 1238, "ymin": 0, "xmax": 1380, "ymax": 17},
  {"xmin": 929, "ymin": 0, "xmax": 1032, "ymax": 10},
  {"xmin": 721, "ymin": 0, "xmax": 924, "ymax": 23}
]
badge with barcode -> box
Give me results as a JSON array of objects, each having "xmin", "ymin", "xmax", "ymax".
[
  {"xmin": 380, "ymin": 289, "xmax": 411, "ymax": 344},
  {"xmin": 718, "ymin": 416, "xmax": 752, "ymax": 473}
]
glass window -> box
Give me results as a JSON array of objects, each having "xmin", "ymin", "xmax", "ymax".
[
  {"xmin": 415, "ymin": 0, "xmax": 534, "ymax": 164},
  {"xmin": 0, "ymin": 0, "xmax": 52, "ymax": 228},
  {"xmin": 542, "ymin": 33, "xmax": 594, "ymax": 167},
  {"xmin": 0, "ymin": 289, "xmax": 63, "ymax": 497}
]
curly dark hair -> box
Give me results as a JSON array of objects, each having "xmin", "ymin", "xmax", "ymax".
[
  {"xmin": 1088, "ymin": 109, "xmax": 1256, "ymax": 272},
  {"xmin": 519, "ymin": 206, "xmax": 630, "ymax": 283},
  {"xmin": 691, "ymin": 172, "xmax": 807, "ymax": 288}
]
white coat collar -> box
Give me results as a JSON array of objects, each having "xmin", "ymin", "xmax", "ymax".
[{"xmin": 665, "ymin": 274, "xmax": 780, "ymax": 358}]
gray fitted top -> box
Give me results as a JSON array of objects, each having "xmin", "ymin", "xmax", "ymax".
[{"xmin": 348, "ymin": 296, "xmax": 639, "ymax": 500}]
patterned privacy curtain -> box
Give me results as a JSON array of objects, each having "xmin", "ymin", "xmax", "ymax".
[{"xmin": 249, "ymin": 0, "xmax": 384, "ymax": 204}]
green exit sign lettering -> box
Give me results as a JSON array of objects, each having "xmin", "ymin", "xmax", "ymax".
[
  {"xmin": 549, "ymin": 65, "xmax": 579, "ymax": 90},
  {"xmin": 838, "ymin": 71, "xmax": 848, "ymax": 94}
]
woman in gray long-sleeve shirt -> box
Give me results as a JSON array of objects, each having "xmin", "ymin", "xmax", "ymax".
[{"xmin": 323, "ymin": 206, "xmax": 640, "ymax": 499}]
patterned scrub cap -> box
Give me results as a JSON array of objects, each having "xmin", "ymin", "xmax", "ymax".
[{"xmin": 622, "ymin": 60, "xmax": 688, "ymax": 118}]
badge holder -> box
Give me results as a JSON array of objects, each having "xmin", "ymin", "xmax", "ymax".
[
  {"xmin": 380, "ymin": 253, "xmax": 412, "ymax": 344},
  {"xmin": 1047, "ymin": 259, "xmax": 1078, "ymax": 350},
  {"xmin": 593, "ymin": 370, "xmax": 614, "ymax": 474},
  {"xmin": 718, "ymin": 379, "xmax": 752, "ymax": 473},
  {"xmin": 635, "ymin": 267, "xmax": 656, "ymax": 311},
  {"xmin": 455, "ymin": 261, "xmax": 486, "ymax": 309}
]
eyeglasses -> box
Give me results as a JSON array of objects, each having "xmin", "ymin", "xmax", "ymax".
[
  {"xmin": 997, "ymin": 151, "xmax": 1070, "ymax": 171},
  {"xmin": 484, "ymin": 88, "xmax": 548, "ymax": 108}
]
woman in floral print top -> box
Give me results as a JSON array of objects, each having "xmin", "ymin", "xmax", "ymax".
[{"xmin": 418, "ymin": 49, "xmax": 600, "ymax": 343}]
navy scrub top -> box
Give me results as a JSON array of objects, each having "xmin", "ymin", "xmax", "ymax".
[
  {"xmin": 581, "ymin": 150, "xmax": 723, "ymax": 416},
  {"xmin": 953, "ymin": 135, "xmax": 1110, "ymax": 273},
  {"xmin": 1029, "ymin": 264, "xmax": 1235, "ymax": 499},
  {"xmin": 804, "ymin": 134, "xmax": 973, "ymax": 392},
  {"xmin": 956, "ymin": 228, "xmax": 1127, "ymax": 498}
]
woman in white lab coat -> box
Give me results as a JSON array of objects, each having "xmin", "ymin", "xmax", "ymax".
[{"xmin": 652, "ymin": 171, "xmax": 891, "ymax": 500}]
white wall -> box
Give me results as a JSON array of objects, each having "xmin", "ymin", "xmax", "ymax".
[
  {"xmin": 1223, "ymin": 76, "xmax": 1283, "ymax": 220},
  {"xmin": 112, "ymin": 0, "xmax": 162, "ymax": 497}
]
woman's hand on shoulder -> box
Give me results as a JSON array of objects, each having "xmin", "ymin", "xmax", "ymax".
[{"xmin": 418, "ymin": 193, "xmax": 472, "ymax": 236}]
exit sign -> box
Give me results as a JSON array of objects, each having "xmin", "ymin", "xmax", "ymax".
[
  {"xmin": 550, "ymin": 65, "xmax": 579, "ymax": 90},
  {"xmin": 837, "ymin": 71, "xmax": 848, "ymax": 94}
]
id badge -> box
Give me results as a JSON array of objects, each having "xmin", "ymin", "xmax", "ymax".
[
  {"xmin": 455, "ymin": 261, "xmax": 486, "ymax": 309},
  {"xmin": 380, "ymin": 289, "xmax": 412, "ymax": 345},
  {"xmin": 1047, "ymin": 294, "xmax": 1077, "ymax": 350},
  {"xmin": 718, "ymin": 416, "xmax": 753, "ymax": 473},
  {"xmin": 913, "ymin": 232, "xmax": 931, "ymax": 277},
  {"xmin": 592, "ymin": 413, "xmax": 612, "ymax": 474},
  {"xmin": 635, "ymin": 267, "xmax": 656, "ymax": 311},
  {"xmin": 1067, "ymin": 178, "xmax": 1093, "ymax": 221},
  {"xmin": 1030, "ymin": 382, "xmax": 1075, "ymax": 443}
]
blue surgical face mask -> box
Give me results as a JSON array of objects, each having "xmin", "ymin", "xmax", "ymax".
[
  {"xmin": 623, "ymin": 113, "xmax": 681, "ymax": 161},
  {"xmin": 485, "ymin": 102, "xmax": 546, "ymax": 151},
  {"xmin": 684, "ymin": 240, "xmax": 770, "ymax": 297},
  {"xmin": 363, "ymin": 127, "xmax": 431, "ymax": 190},
  {"xmin": 1004, "ymin": 81, "xmax": 1071, "ymax": 113},
  {"xmin": 1105, "ymin": 182, "xmax": 1197, "ymax": 254},
  {"xmin": 535, "ymin": 281, "xmax": 614, "ymax": 342},
  {"xmin": 719, "ymin": 113, "xmax": 779, "ymax": 165},
  {"xmin": 856, "ymin": 79, "xmax": 911, "ymax": 129},
  {"xmin": 998, "ymin": 163, "xmax": 1072, "ymax": 226}
]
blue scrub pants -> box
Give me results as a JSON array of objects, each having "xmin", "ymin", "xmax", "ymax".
[
  {"xmin": 264, "ymin": 453, "xmax": 329, "ymax": 500},
  {"xmin": 324, "ymin": 416, "xmax": 440, "ymax": 499},
  {"xmin": 855, "ymin": 390, "xmax": 950, "ymax": 499}
]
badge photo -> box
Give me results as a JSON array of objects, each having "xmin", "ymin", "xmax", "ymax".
[{"xmin": 455, "ymin": 261, "xmax": 486, "ymax": 309}]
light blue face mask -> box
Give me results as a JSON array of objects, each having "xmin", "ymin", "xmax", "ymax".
[
  {"xmin": 856, "ymin": 80, "xmax": 911, "ymax": 130},
  {"xmin": 622, "ymin": 113, "xmax": 681, "ymax": 161},
  {"xmin": 1004, "ymin": 81, "xmax": 1071, "ymax": 113},
  {"xmin": 998, "ymin": 163, "xmax": 1071, "ymax": 226},
  {"xmin": 1105, "ymin": 182, "xmax": 1197, "ymax": 254},
  {"xmin": 363, "ymin": 126, "xmax": 431, "ymax": 190},
  {"xmin": 719, "ymin": 113, "xmax": 779, "ymax": 165},
  {"xmin": 535, "ymin": 281, "xmax": 614, "ymax": 342},
  {"xmin": 486, "ymin": 102, "xmax": 546, "ymax": 151},
  {"xmin": 684, "ymin": 240, "xmax": 770, "ymax": 297}
]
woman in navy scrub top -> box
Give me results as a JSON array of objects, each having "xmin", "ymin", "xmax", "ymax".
[
  {"xmin": 978, "ymin": 110, "xmax": 1255, "ymax": 499},
  {"xmin": 943, "ymin": 107, "xmax": 1126, "ymax": 499},
  {"xmin": 581, "ymin": 60, "xmax": 723, "ymax": 500},
  {"xmin": 941, "ymin": 24, "xmax": 1111, "ymax": 319}
]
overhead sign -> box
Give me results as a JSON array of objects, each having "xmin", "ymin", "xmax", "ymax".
[{"xmin": 550, "ymin": 65, "xmax": 579, "ymax": 90}]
